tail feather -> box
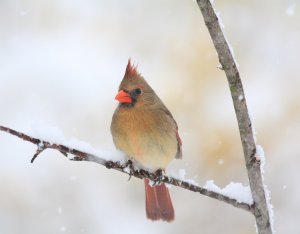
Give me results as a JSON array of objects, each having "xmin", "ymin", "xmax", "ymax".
[{"xmin": 144, "ymin": 178, "xmax": 174, "ymax": 222}]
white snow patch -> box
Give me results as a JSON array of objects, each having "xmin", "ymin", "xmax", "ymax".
[
  {"xmin": 264, "ymin": 185, "xmax": 275, "ymax": 232},
  {"xmin": 204, "ymin": 180, "xmax": 253, "ymax": 204},
  {"xmin": 147, "ymin": 179, "xmax": 155, "ymax": 187},
  {"xmin": 248, "ymin": 113, "xmax": 257, "ymax": 143},
  {"xmin": 167, "ymin": 169, "xmax": 198, "ymax": 186},
  {"xmin": 204, "ymin": 180, "xmax": 221, "ymax": 193},
  {"xmin": 214, "ymin": 8, "xmax": 239, "ymax": 68},
  {"xmin": 123, "ymin": 166, "xmax": 131, "ymax": 174},
  {"xmin": 30, "ymin": 124, "xmax": 125, "ymax": 162},
  {"xmin": 31, "ymin": 124, "xmax": 65, "ymax": 144},
  {"xmin": 216, "ymin": 11, "xmax": 225, "ymax": 29},
  {"xmin": 256, "ymin": 145, "xmax": 266, "ymax": 173},
  {"xmin": 217, "ymin": 63, "xmax": 223, "ymax": 70},
  {"xmin": 227, "ymin": 39, "xmax": 239, "ymax": 67},
  {"xmin": 67, "ymin": 154, "xmax": 75, "ymax": 160},
  {"xmin": 172, "ymin": 168, "xmax": 186, "ymax": 180},
  {"xmin": 238, "ymin": 94, "xmax": 244, "ymax": 101},
  {"xmin": 218, "ymin": 26, "xmax": 239, "ymax": 68},
  {"xmin": 37, "ymin": 142, "xmax": 44, "ymax": 150},
  {"xmin": 286, "ymin": 4, "xmax": 296, "ymax": 16}
]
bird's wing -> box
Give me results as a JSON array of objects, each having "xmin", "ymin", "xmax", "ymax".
[{"xmin": 159, "ymin": 107, "xmax": 182, "ymax": 159}]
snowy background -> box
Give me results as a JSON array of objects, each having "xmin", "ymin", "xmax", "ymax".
[{"xmin": 0, "ymin": 0, "xmax": 299, "ymax": 233}]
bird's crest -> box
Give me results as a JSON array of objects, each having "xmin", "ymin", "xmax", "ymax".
[
  {"xmin": 119, "ymin": 59, "xmax": 147, "ymax": 91},
  {"xmin": 124, "ymin": 59, "xmax": 139, "ymax": 78}
]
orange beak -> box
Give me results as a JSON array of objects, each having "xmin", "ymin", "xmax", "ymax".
[{"xmin": 115, "ymin": 90, "xmax": 132, "ymax": 104}]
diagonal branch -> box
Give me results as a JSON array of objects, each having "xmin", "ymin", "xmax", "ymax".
[
  {"xmin": 0, "ymin": 125, "xmax": 253, "ymax": 213},
  {"xmin": 196, "ymin": 1, "xmax": 272, "ymax": 233}
]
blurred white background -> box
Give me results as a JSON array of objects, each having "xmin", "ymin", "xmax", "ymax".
[{"xmin": 0, "ymin": 0, "xmax": 299, "ymax": 233}]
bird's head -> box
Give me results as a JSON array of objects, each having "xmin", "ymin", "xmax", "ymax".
[{"xmin": 115, "ymin": 59, "xmax": 157, "ymax": 108}]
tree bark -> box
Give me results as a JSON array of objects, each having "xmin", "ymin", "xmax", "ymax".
[{"xmin": 196, "ymin": 0, "xmax": 272, "ymax": 233}]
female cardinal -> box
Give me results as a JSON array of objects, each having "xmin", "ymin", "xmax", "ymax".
[{"xmin": 111, "ymin": 60, "xmax": 182, "ymax": 222}]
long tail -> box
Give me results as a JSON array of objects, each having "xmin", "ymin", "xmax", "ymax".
[{"xmin": 144, "ymin": 178, "xmax": 174, "ymax": 222}]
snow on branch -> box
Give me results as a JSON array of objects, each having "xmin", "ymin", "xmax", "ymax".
[{"xmin": 0, "ymin": 125, "xmax": 253, "ymax": 213}]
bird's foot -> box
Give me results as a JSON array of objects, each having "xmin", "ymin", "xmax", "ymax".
[
  {"xmin": 124, "ymin": 160, "xmax": 134, "ymax": 181},
  {"xmin": 152, "ymin": 169, "xmax": 164, "ymax": 186}
]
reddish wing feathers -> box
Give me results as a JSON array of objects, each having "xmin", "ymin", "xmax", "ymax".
[{"xmin": 144, "ymin": 178, "xmax": 175, "ymax": 222}]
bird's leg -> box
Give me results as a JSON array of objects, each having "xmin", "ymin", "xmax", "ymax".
[
  {"xmin": 152, "ymin": 169, "xmax": 164, "ymax": 186},
  {"xmin": 124, "ymin": 160, "xmax": 134, "ymax": 181}
]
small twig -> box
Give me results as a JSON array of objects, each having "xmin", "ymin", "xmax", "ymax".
[
  {"xmin": 31, "ymin": 142, "xmax": 46, "ymax": 163},
  {"xmin": 0, "ymin": 125, "xmax": 254, "ymax": 213}
]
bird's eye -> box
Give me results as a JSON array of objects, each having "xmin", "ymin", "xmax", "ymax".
[{"xmin": 134, "ymin": 88, "xmax": 142, "ymax": 95}]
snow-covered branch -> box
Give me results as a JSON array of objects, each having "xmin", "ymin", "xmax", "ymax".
[
  {"xmin": 196, "ymin": 0, "xmax": 273, "ymax": 233},
  {"xmin": 0, "ymin": 125, "xmax": 253, "ymax": 213}
]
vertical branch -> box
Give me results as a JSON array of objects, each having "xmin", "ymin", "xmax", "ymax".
[{"xmin": 196, "ymin": 0, "xmax": 272, "ymax": 233}]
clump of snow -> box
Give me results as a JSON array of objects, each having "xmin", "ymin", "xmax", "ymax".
[
  {"xmin": 204, "ymin": 180, "xmax": 221, "ymax": 193},
  {"xmin": 167, "ymin": 169, "xmax": 199, "ymax": 186},
  {"xmin": 172, "ymin": 168, "xmax": 186, "ymax": 180},
  {"xmin": 31, "ymin": 124, "xmax": 65, "ymax": 144},
  {"xmin": 238, "ymin": 94, "xmax": 244, "ymax": 101},
  {"xmin": 30, "ymin": 124, "xmax": 125, "ymax": 162},
  {"xmin": 37, "ymin": 142, "xmax": 45, "ymax": 150},
  {"xmin": 66, "ymin": 137, "xmax": 124, "ymax": 162},
  {"xmin": 216, "ymin": 11, "xmax": 225, "ymax": 29},
  {"xmin": 208, "ymin": 0, "xmax": 241, "ymax": 68},
  {"xmin": 217, "ymin": 19, "xmax": 239, "ymax": 68},
  {"xmin": 217, "ymin": 63, "xmax": 223, "ymax": 70},
  {"xmin": 123, "ymin": 166, "xmax": 131, "ymax": 174},
  {"xmin": 204, "ymin": 180, "xmax": 253, "ymax": 204},
  {"xmin": 227, "ymin": 39, "xmax": 239, "ymax": 67},
  {"xmin": 248, "ymin": 113, "xmax": 257, "ymax": 143},
  {"xmin": 286, "ymin": 4, "xmax": 296, "ymax": 16},
  {"xmin": 256, "ymin": 145, "xmax": 266, "ymax": 172}
]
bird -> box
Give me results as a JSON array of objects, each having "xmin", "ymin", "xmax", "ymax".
[{"xmin": 111, "ymin": 59, "xmax": 182, "ymax": 222}]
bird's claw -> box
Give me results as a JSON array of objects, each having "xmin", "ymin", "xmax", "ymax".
[
  {"xmin": 124, "ymin": 160, "xmax": 134, "ymax": 181},
  {"xmin": 152, "ymin": 169, "xmax": 164, "ymax": 186},
  {"xmin": 105, "ymin": 161, "xmax": 114, "ymax": 168}
]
